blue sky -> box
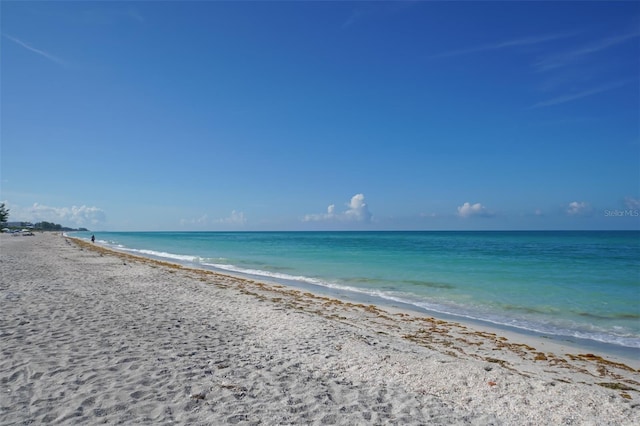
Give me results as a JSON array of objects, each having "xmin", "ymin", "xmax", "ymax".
[{"xmin": 2, "ymin": 1, "xmax": 639, "ymax": 231}]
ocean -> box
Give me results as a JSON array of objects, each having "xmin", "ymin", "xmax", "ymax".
[{"xmin": 72, "ymin": 231, "xmax": 640, "ymax": 357}]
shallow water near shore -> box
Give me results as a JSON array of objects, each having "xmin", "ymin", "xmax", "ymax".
[
  {"xmin": 5, "ymin": 232, "xmax": 640, "ymax": 425},
  {"xmin": 73, "ymin": 230, "xmax": 640, "ymax": 357}
]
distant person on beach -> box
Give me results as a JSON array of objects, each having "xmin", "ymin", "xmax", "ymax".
[{"xmin": 91, "ymin": 235, "xmax": 95, "ymax": 243}]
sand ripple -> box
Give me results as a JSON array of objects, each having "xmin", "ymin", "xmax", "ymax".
[{"xmin": 1, "ymin": 233, "xmax": 638, "ymax": 425}]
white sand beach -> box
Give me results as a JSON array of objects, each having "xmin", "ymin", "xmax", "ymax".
[{"xmin": 1, "ymin": 232, "xmax": 638, "ymax": 425}]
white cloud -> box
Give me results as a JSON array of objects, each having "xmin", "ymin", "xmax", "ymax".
[
  {"xmin": 432, "ymin": 33, "xmax": 576, "ymax": 58},
  {"xmin": 9, "ymin": 202, "xmax": 106, "ymax": 227},
  {"xmin": 624, "ymin": 197, "xmax": 640, "ymax": 210},
  {"xmin": 534, "ymin": 29, "xmax": 640, "ymax": 72},
  {"xmin": 567, "ymin": 201, "xmax": 589, "ymax": 215},
  {"xmin": 180, "ymin": 210, "xmax": 247, "ymax": 227},
  {"xmin": 531, "ymin": 80, "xmax": 629, "ymax": 108},
  {"xmin": 304, "ymin": 204, "xmax": 336, "ymax": 222},
  {"xmin": 180, "ymin": 214, "xmax": 209, "ymax": 226},
  {"xmin": 344, "ymin": 193, "xmax": 372, "ymax": 222},
  {"xmin": 304, "ymin": 194, "xmax": 372, "ymax": 223},
  {"xmin": 303, "ymin": 204, "xmax": 337, "ymax": 222},
  {"xmin": 215, "ymin": 210, "xmax": 247, "ymax": 225},
  {"xmin": 3, "ymin": 34, "xmax": 66, "ymax": 66},
  {"xmin": 457, "ymin": 202, "xmax": 490, "ymax": 218}
]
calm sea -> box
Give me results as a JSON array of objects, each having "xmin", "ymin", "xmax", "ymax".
[{"xmin": 72, "ymin": 231, "xmax": 640, "ymax": 356}]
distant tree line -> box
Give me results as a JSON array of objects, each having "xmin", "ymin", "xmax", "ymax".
[
  {"xmin": 34, "ymin": 221, "xmax": 89, "ymax": 232},
  {"xmin": 0, "ymin": 203, "xmax": 8, "ymax": 225},
  {"xmin": 0, "ymin": 205, "xmax": 88, "ymax": 231}
]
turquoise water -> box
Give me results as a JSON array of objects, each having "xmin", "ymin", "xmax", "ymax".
[{"xmin": 73, "ymin": 231, "xmax": 640, "ymax": 353}]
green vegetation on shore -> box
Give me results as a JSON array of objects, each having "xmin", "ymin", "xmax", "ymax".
[
  {"xmin": 33, "ymin": 221, "xmax": 89, "ymax": 232},
  {"xmin": 2, "ymin": 219, "xmax": 89, "ymax": 232},
  {"xmin": 0, "ymin": 203, "xmax": 8, "ymax": 225}
]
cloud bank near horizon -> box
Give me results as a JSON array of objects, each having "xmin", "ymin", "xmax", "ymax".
[
  {"xmin": 5, "ymin": 202, "xmax": 106, "ymax": 227},
  {"xmin": 180, "ymin": 210, "xmax": 247, "ymax": 228},
  {"xmin": 304, "ymin": 194, "xmax": 372, "ymax": 223}
]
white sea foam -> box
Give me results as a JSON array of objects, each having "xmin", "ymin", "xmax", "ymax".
[
  {"xmin": 122, "ymin": 248, "xmax": 199, "ymax": 263},
  {"xmin": 200, "ymin": 260, "xmax": 640, "ymax": 349},
  {"xmin": 79, "ymin": 231, "xmax": 640, "ymax": 353}
]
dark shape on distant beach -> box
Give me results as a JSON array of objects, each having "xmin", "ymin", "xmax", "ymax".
[{"xmin": 91, "ymin": 235, "xmax": 95, "ymax": 243}]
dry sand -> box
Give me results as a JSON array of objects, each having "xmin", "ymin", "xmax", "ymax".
[{"xmin": 1, "ymin": 232, "xmax": 638, "ymax": 425}]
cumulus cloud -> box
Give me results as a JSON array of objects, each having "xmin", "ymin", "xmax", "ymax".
[
  {"xmin": 304, "ymin": 204, "xmax": 337, "ymax": 222},
  {"xmin": 304, "ymin": 194, "xmax": 372, "ymax": 223},
  {"xmin": 13, "ymin": 202, "xmax": 106, "ymax": 227},
  {"xmin": 457, "ymin": 202, "xmax": 490, "ymax": 218},
  {"xmin": 566, "ymin": 201, "xmax": 589, "ymax": 215},
  {"xmin": 344, "ymin": 194, "xmax": 372, "ymax": 222}
]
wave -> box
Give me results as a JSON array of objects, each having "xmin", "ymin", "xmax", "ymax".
[
  {"xmin": 120, "ymin": 247, "xmax": 200, "ymax": 263},
  {"xmin": 93, "ymin": 237, "xmax": 640, "ymax": 350},
  {"xmin": 199, "ymin": 260, "xmax": 640, "ymax": 349},
  {"xmin": 578, "ymin": 311, "xmax": 640, "ymax": 321},
  {"xmin": 415, "ymin": 304, "xmax": 640, "ymax": 349},
  {"xmin": 402, "ymin": 279, "xmax": 456, "ymax": 289}
]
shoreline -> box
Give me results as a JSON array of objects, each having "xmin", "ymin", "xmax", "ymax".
[
  {"xmin": 2, "ymin": 232, "xmax": 639, "ymax": 424},
  {"xmin": 64, "ymin": 235, "xmax": 640, "ymax": 375},
  {"xmin": 75, "ymin": 233, "xmax": 640, "ymax": 367},
  {"xmin": 209, "ymin": 265, "xmax": 640, "ymax": 366}
]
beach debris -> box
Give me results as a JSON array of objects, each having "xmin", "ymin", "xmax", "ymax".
[
  {"xmin": 488, "ymin": 381, "xmax": 497, "ymax": 386},
  {"xmin": 189, "ymin": 391, "xmax": 206, "ymax": 400},
  {"xmin": 486, "ymin": 357, "xmax": 508, "ymax": 366},
  {"xmin": 534, "ymin": 352, "xmax": 548, "ymax": 361},
  {"xmin": 597, "ymin": 382, "xmax": 637, "ymax": 392},
  {"xmin": 567, "ymin": 353, "xmax": 637, "ymax": 373}
]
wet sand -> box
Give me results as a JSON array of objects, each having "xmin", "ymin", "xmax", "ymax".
[{"xmin": 1, "ymin": 232, "xmax": 638, "ymax": 424}]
